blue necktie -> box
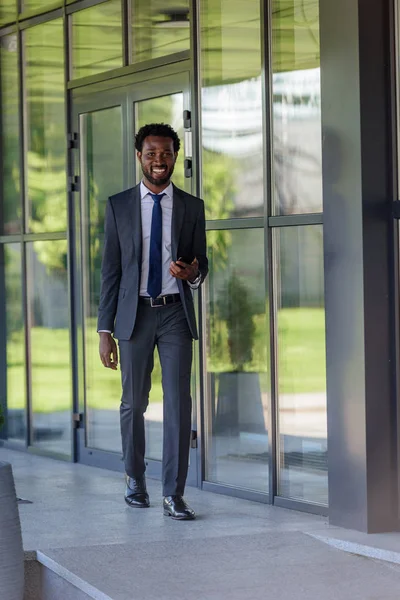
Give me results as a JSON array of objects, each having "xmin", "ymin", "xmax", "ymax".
[{"xmin": 147, "ymin": 193, "xmax": 165, "ymax": 299}]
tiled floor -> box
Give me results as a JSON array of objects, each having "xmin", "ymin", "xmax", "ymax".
[{"xmin": 2, "ymin": 447, "xmax": 400, "ymax": 600}]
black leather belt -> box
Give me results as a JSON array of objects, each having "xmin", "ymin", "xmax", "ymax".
[{"xmin": 139, "ymin": 293, "xmax": 181, "ymax": 307}]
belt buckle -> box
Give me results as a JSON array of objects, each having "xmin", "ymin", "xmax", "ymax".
[{"xmin": 150, "ymin": 296, "xmax": 167, "ymax": 307}]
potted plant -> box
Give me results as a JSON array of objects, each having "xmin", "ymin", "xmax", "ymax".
[
  {"xmin": 214, "ymin": 273, "xmax": 265, "ymax": 436},
  {"xmin": 0, "ymin": 403, "xmax": 24, "ymax": 600}
]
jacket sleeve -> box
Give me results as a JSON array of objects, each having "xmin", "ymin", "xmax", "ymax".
[
  {"xmin": 193, "ymin": 199, "xmax": 208, "ymax": 285},
  {"xmin": 97, "ymin": 198, "xmax": 122, "ymax": 333}
]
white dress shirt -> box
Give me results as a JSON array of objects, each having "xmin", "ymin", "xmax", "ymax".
[{"xmin": 139, "ymin": 181, "xmax": 179, "ymax": 296}]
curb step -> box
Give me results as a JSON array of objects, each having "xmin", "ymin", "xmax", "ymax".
[
  {"xmin": 306, "ymin": 533, "xmax": 400, "ymax": 566},
  {"xmin": 25, "ymin": 552, "xmax": 113, "ymax": 600}
]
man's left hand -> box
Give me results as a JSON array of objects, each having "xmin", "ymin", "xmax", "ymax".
[{"xmin": 169, "ymin": 258, "xmax": 199, "ymax": 282}]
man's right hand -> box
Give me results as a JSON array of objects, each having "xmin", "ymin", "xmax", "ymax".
[{"xmin": 99, "ymin": 332, "xmax": 118, "ymax": 370}]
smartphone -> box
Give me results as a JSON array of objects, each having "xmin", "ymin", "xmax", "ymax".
[{"xmin": 176, "ymin": 256, "xmax": 194, "ymax": 268}]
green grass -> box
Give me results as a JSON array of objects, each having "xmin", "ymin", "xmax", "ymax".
[
  {"xmin": 277, "ymin": 307, "xmax": 326, "ymax": 394},
  {"xmin": 5, "ymin": 307, "xmax": 325, "ymax": 412}
]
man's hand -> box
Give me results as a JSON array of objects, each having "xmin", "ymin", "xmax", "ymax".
[
  {"xmin": 169, "ymin": 258, "xmax": 199, "ymax": 282},
  {"xmin": 99, "ymin": 332, "xmax": 118, "ymax": 370}
]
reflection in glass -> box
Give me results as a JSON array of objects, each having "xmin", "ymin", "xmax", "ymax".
[
  {"xmin": 0, "ymin": 1, "xmax": 16, "ymax": 25},
  {"xmin": 1, "ymin": 34, "xmax": 21, "ymax": 234},
  {"xmin": 201, "ymin": 0, "xmax": 263, "ymax": 219},
  {"xmin": 272, "ymin": 0, "xmax": 322, "ymax": 215},
  {"xmin": 81, "ymin": 107, "xmax": 124, "ymax": 453},
  {"xmin": 276, "ymin": 225, "xmax": 327, "ymax": 504},
  {"xmin": 132, "ymin": 0, "xmax": 190, "ymax": 63},
  {"xmin": 28, "ymin": 240, "xmax": 72, "ymax": 456},
  {"xmin": 71, "ymin": 0, "xmax": 122, "ymax": 80},
  {"xmin": 22, "ymin": 0, "xmax": 61, "ymax": 12},
  {"xmin": 24, "ymin": 20, "xmax": 67, "ymax": 232},
  {"xmin": 205, "ymin": 229, "xmax": 269, "ymax": 492},
  {"xmin": 135, "ymin": 93, "xmax": 185, "ymax": 460},
  {"xmin": 2, "ymin": 244, "xmax": 26, "ymax": 443}
]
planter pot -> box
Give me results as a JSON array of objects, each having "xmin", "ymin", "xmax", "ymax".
[
  {"xmin": 214, "ymin": 372, "xmax": 266, "ymax": 435},
  {"xmin": 0, "ymin": 462, "xmax": 24, "ymax": 600}
]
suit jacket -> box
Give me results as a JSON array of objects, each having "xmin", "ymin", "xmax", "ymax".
[{"xmin": 97, "ymin": 183, "xmax": 208, "ymax": 340}]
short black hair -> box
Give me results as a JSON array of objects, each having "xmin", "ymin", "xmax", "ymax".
[{"xmin": 135, "ymin": 123, "xmax": 181, "ymax": 153}]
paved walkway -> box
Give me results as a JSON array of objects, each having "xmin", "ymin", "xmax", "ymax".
[{"xmin": 2, "ymin": 448, "xmax": 400, "ymax": 600}]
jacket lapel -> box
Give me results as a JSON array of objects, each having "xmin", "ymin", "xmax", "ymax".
[
  {"xmin": 129, "ymin": 184, "xmax": 142, "ymax": 269},
  {"xmin": 171, "ymin": 184, "xmax": 185, "ymax": 261}
]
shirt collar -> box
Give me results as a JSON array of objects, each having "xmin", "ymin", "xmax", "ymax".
[{"xmin": 140, "ymin": 181, "xmax": 173, "ymax": 200}]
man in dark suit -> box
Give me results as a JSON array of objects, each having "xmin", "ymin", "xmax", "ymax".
[{"xmin": 98, "ymin": 123, "xmax": 208, "ymax": 520}]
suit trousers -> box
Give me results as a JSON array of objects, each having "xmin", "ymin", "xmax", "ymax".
[{"xmin": 118, "ymin": 301, "xmax": 193, "ymax": 496}]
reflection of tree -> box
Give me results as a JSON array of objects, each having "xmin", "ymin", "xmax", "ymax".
[
  {"xmin": 132, "ymin": 0, "xmax": 190, "ymax": 62},
  {"xmin": 1, "ymin": 36, "xmax": 21, "ymax": 234},
  {"xmin": 4, "ymin": 246, "xmax": 23, "ymax": 334},
  {"xmin": 25, "ymin": 19, "xmax": 67, "ymax": 234},
  {"xmin": 32, "ymin": 239, "xmax": 68, "ymax": 276},
  {"xmin": 202, "ymin": 148, "xmax": 236, "ymax": 270},
  {"xmin": 217, "ymin": 272, "xmax": 256, "ymax": 371}
]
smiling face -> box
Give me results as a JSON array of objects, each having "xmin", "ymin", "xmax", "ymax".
[{"xmin": 137, "ymin": 135, "xmax": 178, "ymax": 192}]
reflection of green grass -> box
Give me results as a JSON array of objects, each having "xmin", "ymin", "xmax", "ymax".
[
  {"xmin": 6, "ymin": 307, "xmax": 325, "ymax": 412},
  {"xmin": 85, "ymin": 320, "xmax": 163, "ymax": 411},
  {"xmin": 278, "ymin": 308, "xmax": 326, "ymax": 394},
  {"xmin": 6, "ymin": 324, "xmax": 163, "ymax": 413},
  {"xmin": 208, "ymin": 307, "xmax": 326, "ymax": 394}
]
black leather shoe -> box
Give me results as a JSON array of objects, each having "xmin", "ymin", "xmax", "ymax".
[
  {"xmin": 124, "ymin": 476, "xmax": 150, "ymax": 508},
  {"xmin": 163, "ymin": 495, "xmax": 196, "ymax": 520}
]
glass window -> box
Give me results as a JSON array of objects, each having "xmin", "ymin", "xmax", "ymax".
[
  {"xmin": 80, "ymin": 106, "xmax": 124, "ymax": 453},
  {"xmin": 1, "ymin": 244, "xmax": 26, "ymax": 444},
  {"xmin": 132, "ymin": 0, "xmax": 190, "ymax": 63},
  {"xmin": 24, "ymin": 19, "xmax": 67, "ymax": 233},
  {"xmin": 0, "ymin": 1, "xmax": 16, "ymax": 25},
  {"xmin": 276, "ymin": 225, "xmax": 327, "ymax": 504},
  {"xmin": 204, "ymin": 228, "xmax": 269, "ymax": 493},
  {"xmin": 1, "ymin": 34, "xmax": 21, "ymax": 234},
  {"xmin": 21, "ymin": 1, "xmax": 62, "ymax": 13},
  {"xmin": 71, "ymin": 0, "xmax": 123, "ymax": 80},
  {"xmin": 272, "ymin": 0, "xmax": 322, "ymax": 215},
  {"xmin": 28, "ymin": 240, "xmax": 72, "ymax": 456},
  {"xmin": 201, "ymin": 0, "xmax": 263, "ymax": 219}
]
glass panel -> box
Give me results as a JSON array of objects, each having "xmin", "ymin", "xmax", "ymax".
[
  {"xmin": 1, "ymin": 34, "xmax": 21, "ymax": 234},
  {"xmin": 22, "ymin": 1, "xmax": 62, "ymax": 12},
  {"xmin": 201, "ymin": 0, "xmax": 263, "ymax": 219},
  {"xmin": 204, "ymin": 228, "xmax": 269, "ymax": 492},
  {"xmin": 28, "ymin": 240, "xmax": 72, "ymax": 456},
  {"xmin": 71, "ymin": 0, "xmax": 123, "ymax": 80},
  {"xmin": 132, "ymin": 0, "xmax": 190, "ymax": 63},
  {"xmin": 24, "ymin": 19, "xmax": 67, "ymax": 233},
  {"xmin": 2, "ymin": 244, "xmax": 26, "ymax": 443},
  {"xmin": 135, "ymin": 93, "xmax": 185, "ymax": 461},
  {"xmin": 276, "ymin": 225, "xmax": 327, "ymax": 504},
  {"xmin": 0, "ymin": 1, "xmax": 16, "ymax": 25},
  {"xmin": 82, "ymin": 106, "xmax": 124, "ymax": 453},
  {"xmin": 272, "ymin": 0, "xmax": 322, "ymax": 215}
]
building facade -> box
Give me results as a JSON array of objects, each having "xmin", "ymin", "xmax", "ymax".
[{"xmin": 0, "ymin": 0, "xmax": 397, "ymax": 532}]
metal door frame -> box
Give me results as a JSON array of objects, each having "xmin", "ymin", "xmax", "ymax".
[{"xmin": 70, "ymin": 66, "xmax": 200, "ymax": 487}]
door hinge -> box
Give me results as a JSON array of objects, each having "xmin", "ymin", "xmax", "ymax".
[
  {"xmin": 68, "ymin": 132, "xmax": 79, "ymax": 150},
  {"xmin": 190, "ymin": 430, "xmax": 197, "ymax": 449},
  {"xmin": 68, "ymin": 175, "xmax": 80, "ymax": 192},
  {"xmin": 184, "ymin": 158, "xmax": 192, "ymax": 178},
  {"xmin": 183, "ymin": 110, "xmax": 191, "ymax": 129},
  {"xmin": 73, "ymin": 412, "xmax": 83, "ymax": 428}
]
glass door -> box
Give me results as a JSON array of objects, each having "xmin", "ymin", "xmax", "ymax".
[{"xmin": 72, "ymin": 71, "xmax": 198, "ymax": 485}]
